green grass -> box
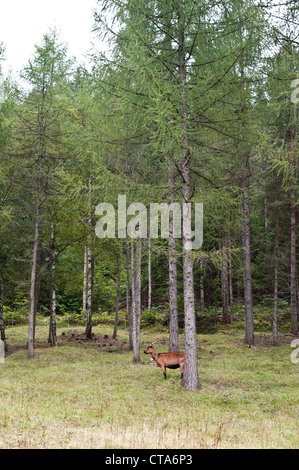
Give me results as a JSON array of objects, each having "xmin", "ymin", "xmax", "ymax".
[{"xmin": 0, "ymin": 324, "xmax": 298, "ymax": 448}]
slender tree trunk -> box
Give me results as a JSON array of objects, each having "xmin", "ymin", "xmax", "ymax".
[
  {"xmin": 48, "ymin": 223, "xmax": 57, "ymax": 346},
  {"xmin": 164, "ymin": 17, "xmax": 180, "ymax": 353},
  {"xmin": 290, "ymin": 123, "xmax": 298, "ymax": 335},
  {"xmin": 260, "ymin": 153, "xmax": 268, "ymax": 233},
  {"xmin": 131, "ymin": 240, "xmax": 135, "ymax": 349},
  {"xmin": 83, "ymin": 243, "xmax": 88, "ymax": 313},
  {"xmin": 168, "ymin": 150, "xmax": 179, "ymax": 353},
  {"xmin": 221, "ymin": 233, "xmax": 230, "ymax": 324},
  {"xmin": 85, "ymin": 181, "xmax": 94, "ymax": 340},
  {"xmin": 228, "ymin": 229, "xmax": 233, "ymax": 322},
  {"xmin": 126, "ymin": 234, "xmax": 133, "ymax": 350},
  {"xmin": 169, "ymin": 236, "xmax": 179, "ymax": 352},
  {"xmin": 113, "ymin": 247, "xmax": 123, "ymax": 339},
  {"xmin": 221, "ymin": 235, "xmax": 230, "ymax": 325},
  {"xmin": 28, "ymin": 166, "xmax": 42, "ymax": 359},
  {"xmin": 85, "ymin": 242, "xmax": 94, "ymax": 340},
  {"xmin": 240, "ymin": 156, "xmax": 254, "ymax": 346},
  {"xmin": 178, "ymin": 7, "xmax": 200, "ymax": 390},
  {"xmin": 199, "ymin": 259, "xmax": 205, "ymax": 314},
  {"xmin": 33, "ymin": 245, "xmax": 41, "ymax": 342},
  {"xmin": 0, "ymin": 266, "xmax": 6, "ymax": 352},
  {"xmin": 182, "ymin": 213, "xmax": 199, "ymax": 390},
  {"xmin": 273, "ymin": 185, "xmax": 279, "ymax": 346},
  {"xmin": 148, "ymin": 234, "xmax": 151, "ymax": 310},
  {"xmin": 221, "ymin": 263, "xmax": 229, "ymax": 324},
  {"xmin": 132, "ymin": 239, "xmax": 141, "ymax": 363}
]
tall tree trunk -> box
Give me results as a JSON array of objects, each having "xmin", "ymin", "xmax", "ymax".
[
  {"xmin": 113, "ymin": 247, "xmax": 123, "ymax": 339},
  {"xmin": 0, "ymin": 266, "xmax": 6, "ymax": 352},
  {"xmin": 182, "ymin": 210, "xmax": 199, "ymax": 390},
  {"xmin": 199, "ymin": 259, "xmax": 205, "ymax": 314},
  {"xmin": 85, "ymin": 180, "xmax": 94, "ymax": 340},
  {"xmin": 168, "ymin": 150, "xmax": 179, "ymax": 353},
  {"xmin": 178, "ymin": 7, "xmax": 200, "ymax": 390},
  {"xmin": 221, "ymin": 233, "xmax": 230, "ymax": 324},
  {"xmin": 228, "ymin": 229, "xmax": 233, "ymax": 322},
  {"xmin": 132, "ymin": 239, "xmax": 141, "ymax": 363},
  {"xmin": 240, "ymin": 156, "xmax": 254, "ymax": 346},
  {"xmin": 163, "ymin": 16, "xmax": 180, "ymax": 353},
  {"xmin": 33, "ymin": 246, "xmax": 41, "ymax": 342},
  {"xmin": 131, "ymin": 240, "xmax": 135, "ymax": 350},
  {"xmin": 148, "ymin": 233, "xmax": 151, "ymax": 310},
  {"xmin": 290, "ymin": 122, "xmax": 298, "ymax": 335},
  {"xmin": 83, "ymin": 243, "xmax": 88, "ymax": 314},
  {"xmin": 273, "ymin": 183, "xmax": 279, "ymax": 346},
  {"xmin": 126, "ymin": 234, "xmax": 133, "ymax": 350},
  {"xmin": 28, "ymin": 166, "xmax": 42, "ymax": 359},
  {"xmin": 260, "ymin": 152, "xmax": 268, "ymax": 233},
  {"xmin": 168, "ymin": 235, "xmax": 179, "ymax": 352},
  {"xmin": 48, "ymin": 223, "xmax": 57, "ymax": 346},
  {"xmin": 85, "ymin": 241, "xmax": 94, "ymax": 340}
]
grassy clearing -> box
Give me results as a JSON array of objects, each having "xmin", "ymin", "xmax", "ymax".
[{"xmin": 0, "ymin": 324, "xmax": 298, "ymax": 449}]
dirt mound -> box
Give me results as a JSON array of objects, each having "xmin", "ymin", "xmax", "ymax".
[
  {"xmin": 58, "ymin": 329, "xmax": 128, "ymax": 352},
  {"xmin": 240, "ymin": 333, "xmax": 299, "ymax": 347}
]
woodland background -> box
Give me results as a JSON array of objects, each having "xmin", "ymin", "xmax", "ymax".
[{"xmin": 0, "ymin": 0, "xmax": 298, "ymax": 391}]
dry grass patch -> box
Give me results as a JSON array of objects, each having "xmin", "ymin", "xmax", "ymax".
[{"xmin": 0, "ymin": 325, "xmax": 298, "ymax": 448}]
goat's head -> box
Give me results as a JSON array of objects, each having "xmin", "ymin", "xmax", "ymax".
[{"xmin": 144, "ymin": 342, "xmax": 157, "ymax": 355}]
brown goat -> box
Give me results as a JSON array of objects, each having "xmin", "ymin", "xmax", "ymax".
[{"xmin": 144, "ymin": 343, "xmax": 184, "ymax": 380}]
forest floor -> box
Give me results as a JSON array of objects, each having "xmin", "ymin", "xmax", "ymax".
[{"xmin": 0, "ymin": 323, "xmax": 298, "ymax": 449}]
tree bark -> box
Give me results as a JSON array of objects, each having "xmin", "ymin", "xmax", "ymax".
[
  {"xmin": 290, "ymin": 122, "xmax": 298, "ymax": 335},
  {"xmin": 163, "ymin": 14, "xmax": 180, "ymax": 353},
  {"xmin": 0, "ymin": 266, "xmax": 6, "ymax": 352},
  {"xmin": 131, "ymin": 240, "xmax": 136, "ymax": 352},
  {"xmin": 228, "ymin": 229, "xmax": 233, "ymax": 322},
  {"xmin": 48, "ymin": 223, "xmax": 57, "ymax": 346},
  {"xmin": 85, "ymin": 181, "xmax": 94, "ymax": 340},
  {"xmin": 85, "ymin": 241, "xmax": 94, "ymax": 340},
  {"xmin": 273, "ymin": 185, "xmax": 279, "ymax": 346},
  {"xmin": 148, "ymin": 234, "xmax": 151, "ymax": 310},
  {"xmin": 182, "ymin": 225, "xmax": 199, "ymax": 390},
  {"xmin": 168, "ymin": 235, "xmax": 179, "ymax": 352},
  {"xmin": 221, "ymin": 233, "xmax": 230, "ymax": 324},
  {"xmin": 83, "ymin": 243, "xmax": 88, "ymax": 313},
  {"xmin": 132, "ymin": 239, "xmax": 141, "ymax": 363},
  {"xmin": 28, "ymin": 165, "xmax": 42, "ymax": 359},
  {"xmin": 126, "ymin": 234, "xmax": 133, "ymax": 350},
  {"xmin": 112, "ymin": 247, "xmax": 123, "ymax": 339},
  {"xmin": 28, "ymin": 76, "xmax": 46, "ymax": 359},
  {"xmin": 240, "ymin": 156, "xmax": 254, "ymax": 346},
  {"xmin": 178, "ymin": 6, "xmax": 200, "ymax": 390},
  {"xmin": 199, "ymin": 259, "xmax": 205, "ymax": 314},
  {"xmin": 261, "ymin": 153, "xmax": 268, "ymax": 233},
  {"xmin": 168, "ymin": 150, "xmax": 179, "ymax": 352}
]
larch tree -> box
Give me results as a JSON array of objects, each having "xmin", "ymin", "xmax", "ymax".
[
  {"xmin": 264, "ymin": 41, "xmax": 299, "ymax": 337},
  {"xmin": 0, "ymin": 58, "xmax": 12, "ymax": 351},
  {"xmin": 17, "ymin": 30, "xmax": 72, "ymax": 358}
]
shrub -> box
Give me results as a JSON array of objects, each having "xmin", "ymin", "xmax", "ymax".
[{"xmin": 140, "ymin": 307, "xmax": 168, "ymax": 327}]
